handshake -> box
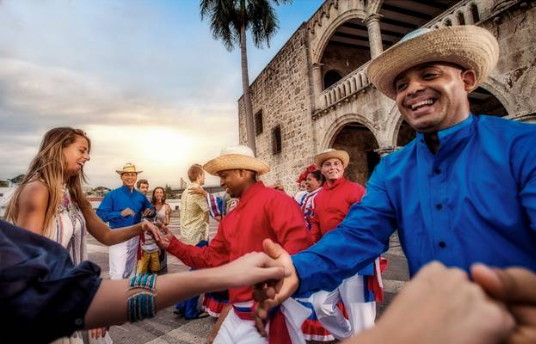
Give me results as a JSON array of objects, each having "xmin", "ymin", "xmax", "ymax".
[{"xmin": 234, "ymin": 239, "xmax": 535, "ymax": 344}]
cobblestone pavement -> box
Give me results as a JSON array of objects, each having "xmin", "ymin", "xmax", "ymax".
[{"xmin": 88, "ymin": 213, "xmax": 409, "ymax": 343}]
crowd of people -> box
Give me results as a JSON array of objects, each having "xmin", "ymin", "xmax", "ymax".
[{"xmin": 1, "ymin": 24, "xmax": 536, "ymax": 344}]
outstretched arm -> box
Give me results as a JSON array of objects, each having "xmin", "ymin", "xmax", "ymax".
[
  {"xmin": 84, "ymin": 252, "xmax": 287, "ymax": 328},
  {"xmin": 82, "ymin": 208, "xmax": 161, "ymax": 246},
  {"xmin": 292, "ymin": 162, "xmax": 396, "ymax": 297}
]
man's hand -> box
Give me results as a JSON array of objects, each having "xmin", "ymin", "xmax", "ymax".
[
  {"xmin": 155, "ymin": 225, "xmax": 174, "ymax": 250},
  {"xmin": 140, "ymin": 220, "xmax": 162, "ymax": 242},
  {"xmin": 472, "ymin": 264, "xmax": 536, "ymax": 343},
  {"xmin": 189, "ymin": 185, "xmax": 207, "ymax": 197},
  {"xmin": 120, "ymin": 207, "xmax": 135, "ymax": 217},
  {"xmin": 253, "ymin": 239, "xmax": 299, "ymax": 337},
  {"xmin": 347, "ymin": 262, "xmax": 514, "ymax": 344}
]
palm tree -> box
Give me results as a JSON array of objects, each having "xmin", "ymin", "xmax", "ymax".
[{"xmin": 200, "ymin": 0, "xmax": 292, "ymax": 154}]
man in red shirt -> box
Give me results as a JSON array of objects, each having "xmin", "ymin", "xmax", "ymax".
[
  {"xmin": 159, "ymin": 145, "xmax": 313, "ymax": 344},
  {"xmin": 309, "ymin": 149, "xmax": 377, "ymax": 340}
]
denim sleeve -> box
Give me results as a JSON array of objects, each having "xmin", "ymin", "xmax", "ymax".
[
  {"xmin": 0, "ymin": 221, "xmax": 102, "ymax": 343},
  {"xmin": 292, "ymin": 161, "xmax": 396, "ymax": 297}
]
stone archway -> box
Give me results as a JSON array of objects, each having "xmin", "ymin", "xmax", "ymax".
[
  {"xmin": 329, "ymin": 122, "xmax": 380, "ymax": 185},
  {"xmin": 469, "ymin": 86, "xmax": 509, "ymax": 117}
]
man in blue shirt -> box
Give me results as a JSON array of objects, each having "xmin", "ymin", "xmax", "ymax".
[
  {"xmin": 97, "ymin": 163, "xmax": 153, "ymax": 279},
  {"xmin": 255, "ymin": 25, "xmax": 536, "ymax": 342}
]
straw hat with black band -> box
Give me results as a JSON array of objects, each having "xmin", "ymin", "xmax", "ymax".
[
  {"xmin": 115, "ymin": 163, "xmax": 143, "ymax": 175},
  {"xmin": 367, "ymin": 25, "xmax": 499, "ymax": 100},
  {"xmin": 204, "ymin": 145, "xmax": 270, "ymax": 176},
  {"xmin": 314, "ymin": 149, "xmax": 350, "ymax": 168}
]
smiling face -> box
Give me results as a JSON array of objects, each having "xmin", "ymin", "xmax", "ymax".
[
  {"xmin": 320, "ymin": 158, "xmax": 345, "ymax": 182},
  {"xmin": 138, "ymin": 183, "xmax": 149, "ymax": 195},
  {"xmin": 305, "ymin": 172, "xmax": 322, "ymax": 192},
  {"xmin": 121, "ymin": 172, "xmax": 138, "ymax": 188},
  {"xmin": 154, "ymin": 187, "xmax": 164, "ymax": 201},
  {"xmin": 394, "ymin": 62, "xmax": 476, "ymax": 133},
  {"xmin": 217, "ymin": 169, "xmax": 255, "ymax": 198},
  {"xmin": 63, "ymin": 135, "xmax": 90, "ymax": 177}
]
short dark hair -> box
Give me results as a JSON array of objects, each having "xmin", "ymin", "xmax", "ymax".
[
  {"xmin": 188, "ymin": 164, "xmax": 204, "ymax": 182},
  {"xmin": 137, "ymin": 179, "xmax": 149, "ymax": 188},
  {"xmin": 309, "ymin": 170, "xmax": 325, "ymax": 185}
]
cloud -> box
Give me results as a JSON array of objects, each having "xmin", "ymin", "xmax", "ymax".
[{"xmin": 0, "ymin": 58, "xmax": 238, "ymax": 187}]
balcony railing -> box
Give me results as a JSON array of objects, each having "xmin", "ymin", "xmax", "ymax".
[
  {"xmin": 315, "ymin": 0, "xmax": 500, "ymax": 114},
  {"xmin": 318, "ymin": 62, "xmax": 371, "ymax": 111}
]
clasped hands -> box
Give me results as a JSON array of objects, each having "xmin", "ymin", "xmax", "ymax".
[{"xmin": 251, "ymin": 239, "xmax": 536, "ymax": 344}]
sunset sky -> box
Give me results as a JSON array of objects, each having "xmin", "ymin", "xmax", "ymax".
[{"xmin": 0, "ymin": 0, "xmax": 323, "ymax": 188}]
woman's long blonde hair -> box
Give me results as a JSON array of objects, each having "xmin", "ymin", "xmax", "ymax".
[{"xmin": 5, "ymin": 127, "xmax": 92, "ymax": 237}]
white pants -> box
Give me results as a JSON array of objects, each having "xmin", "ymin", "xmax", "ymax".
[
  {"xmin": 213, "ymin": 307, "xmax": 268, "ymax": 344},
  {"xmin": 108, "ymin": 236, "xmax": 139, "ymax": 279},
  {"xmin": 213, "ymin": 300, "xmax": 310, "ymax": 344},
  {"xmin": 313, "ymin": 275, "xmax": 376, "ymax": 340}
]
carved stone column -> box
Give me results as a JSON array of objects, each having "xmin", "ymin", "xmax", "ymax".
[
  {"xmin": 363, "ymin": 14, "xmax": 383, "ymax": 59},
  {"xmin": 311, "ymin": 63, "xmax": 324, "ymax": 110}
]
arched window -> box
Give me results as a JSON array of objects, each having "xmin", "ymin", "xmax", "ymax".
[
  {"xmin": 471, "ymin": 3, "xmax": 480, "ymax": 23},
  {"xmin": 324, "ymin": 70, "xmax": 343, "ymax": 89}
]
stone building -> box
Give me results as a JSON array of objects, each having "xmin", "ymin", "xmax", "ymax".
[{"xmin": 238, "ymin": 0, "xmax": 536, "ymax": 191}]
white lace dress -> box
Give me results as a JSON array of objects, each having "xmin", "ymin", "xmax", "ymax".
[{"xmin": 48, "ymin": 189, "xmax": 112, "ymax": 344}]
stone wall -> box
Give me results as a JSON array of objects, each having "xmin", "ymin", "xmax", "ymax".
[
  {"xmin": 239, "ymin": 0, "xmax": 536, "ymax": 192},
  {"xmin": 238, "ymin": 25, "xmax": 316, "ymax": 193},
  {"xmin": 481, "ymin": 0, "xmax": 536, "ymax": 122}
]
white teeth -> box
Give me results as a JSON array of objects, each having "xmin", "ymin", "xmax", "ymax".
[{"xmin": 411, "ymin": 99, "xmax": 434, "ymax": 110}]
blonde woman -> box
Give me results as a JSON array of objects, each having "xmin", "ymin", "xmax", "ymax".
[{"xmin": 5, "ymin": 127, "xmax": 160, "ymax": 344}]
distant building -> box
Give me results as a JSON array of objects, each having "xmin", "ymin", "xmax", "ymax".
[{"xmin": 238, "ymin": 0, "xmax": 536, "ymax": 192}]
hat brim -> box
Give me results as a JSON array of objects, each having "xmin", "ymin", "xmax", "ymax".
[
  {"xmin": 367, "ymin": 26, "xmax": 499, "ymax": 99},
  {"xmin": 116, "ymin": 171, "xmax": 143, "ymax": 174},
  {"xmin": 314, "ymin": 150, "xmax": 349, "ymax": 168},
  {"xmin": 203, "ymin": 154, "xmax": 270, "ymax": 176}
]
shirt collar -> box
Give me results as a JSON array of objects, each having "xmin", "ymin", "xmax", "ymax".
[
  {"xmin": 120, "ymin": 185, "xmax": 134, "ymax": 193},
  {"xmin": 323, "ymin": 177, "xmax": 346, "ymax": 190},
  {"xmin": 238, "ymin": 181, "xmax": 265, "ymax": 205},
  {"xmin": 416, "ymin": 114, "xmax": 474, "ymax": 142}
]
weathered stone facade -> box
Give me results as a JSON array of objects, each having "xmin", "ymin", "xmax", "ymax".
[{"xmin": 238, "ymin": 0, "xmax": 536, "ymax": 192}]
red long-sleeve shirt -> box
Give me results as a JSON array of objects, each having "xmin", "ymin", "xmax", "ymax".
[
  {"xmin": 167, "ymin": 181, "xmax": 313, "ymax": 303},
  {"xmin": 310, "ymin": 177, "xmax": 366, "ymax": 242}
]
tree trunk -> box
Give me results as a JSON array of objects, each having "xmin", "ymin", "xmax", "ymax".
[{"xmin": 240, "ymin": 23, "xmax": 256, "ymax": 154}]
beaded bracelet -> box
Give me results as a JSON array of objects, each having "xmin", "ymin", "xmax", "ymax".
[
  {"xmin": 129, "ymin": 273, "xmax": 157, "ymax": 291},
  {"xmin": 127, "ymin": 291, "xmax": 156, "ymax": 322},
  {"xmin": 127, "ymin": 273, "xmax": 157, "ymax": 322}
]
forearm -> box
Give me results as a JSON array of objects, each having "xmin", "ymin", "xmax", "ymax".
[
  {"xmin": 167, "ymin": 236, "xmax": 214, "ymax": 268},
  {"xmin": 103, "ymin": 223, "xmax": 142, "ymax": 245},
  {"xmin": 84, "ymin": 268, "xmax": 232, "ymax": 329},
  {"xmin": 85, "ymin": 209, "xmax": 142, "ymax": 246}
]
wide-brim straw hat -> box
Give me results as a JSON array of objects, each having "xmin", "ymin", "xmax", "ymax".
[
  {"xmin": 204, "ymin": 145, "xmax": 270, "ymax": 176},
  {"xmin": 367, "ymin": 25, "xmax": 499, "ymax": 99},
  {"xmin": 314, "ymin": 149, "xmax": 349, "ymax": 168},
  {"xmin": 115, "ymin": 162, "xmax": 143, "ymax": 174}
]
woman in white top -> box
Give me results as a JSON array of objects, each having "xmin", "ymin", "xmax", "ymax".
[{"xmin": 5, "ymin": 127, "xmax": 160, "ymax": 344}]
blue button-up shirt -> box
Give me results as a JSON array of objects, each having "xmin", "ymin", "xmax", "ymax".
[
  {"xmin": 96, "ymin": 185, "xmax": 153, "ymax": 229},
  {"xmin": 293, "ymin": 115, "xmax": 536, "ymax": 296}
]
